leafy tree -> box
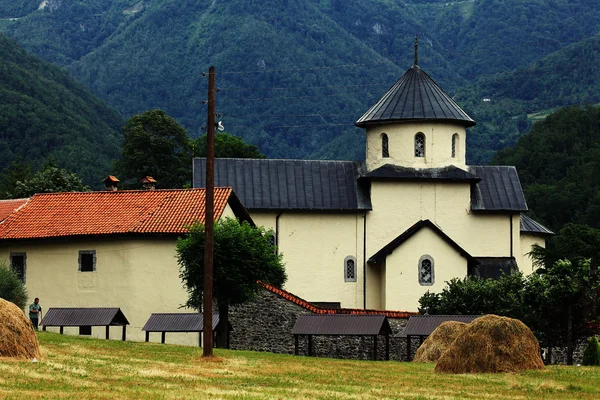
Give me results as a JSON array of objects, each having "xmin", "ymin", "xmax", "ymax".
[
  {"xmin": 0, "ymin": 262, "xmax": 28, "ymax": 310},
  {"xmin": 0, "ymin": 157, "xmax": 33, "ymax": 199},
  {"xmin": 8, "ymin": 162, "xmax": 87, "ymax": 198},
  {"xmin": 582, "ymin": 336, "xmax": 600, "ymax": 366},
  {"xmin": 192, "ymin": 132, "xmax": 266, "ymax": 159},
  {"xmin": 529, "ymin": 224, "xmax": 600, "ymax": 272},
  {"xmin": 419, "ymin": 259, "xmax": 600, "ymax": 364},
  {"xmin": 177, "ymin": 217, "xmax": 286, "ymax": 348},
  {"xmin": 117, "ymin": 110, "xmax": 192, "ymax": 189}
]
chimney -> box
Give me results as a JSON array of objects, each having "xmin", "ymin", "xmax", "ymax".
[
  {"xmin": 102, "ymin": 175, "xmax": 120, "ymax": 191},
  {"xmin": 140, "ymin": 176, "xmax": 157, "ymax": 190}
]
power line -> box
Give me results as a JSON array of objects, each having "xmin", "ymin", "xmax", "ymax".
[{"xmin": 220, "ymin": 83, "xmax": 390, "ymax": 92}]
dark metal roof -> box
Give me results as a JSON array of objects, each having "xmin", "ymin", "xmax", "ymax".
[
  {"xmin": 361, "ymin": 164, "xmax": 480, "ymax": 182},
  {"xmin": 41, "ymin": 308, "xmax": 129, "ymax": 327},
  {"xmin": 292, "ymin": 314, "xmax": 391, "ymax": 335},
  {"xmin": 368, "ymin": 220, "xmax": 474, "ymax": 264},
  {"xmin": 399, "ymin": 315, "xmax": 479, "ymax": 337},
  {"xmin": 520, "ymin": 214, "xmax": 554, "ymax": 235},
  {"xmin": 468, "ymin": 166, "xmax": 528, "ymax": 212},
  {"xmin": 142, "ymin": 313, "xmax": 232, "ymax": 332},
  {"xmin": 355, "ymin": 66, "xmax": 475, "ymax": 128},
  {"xmin": 193, "ymin": 158, "xmax": 372, "ymax": 211},
  {"xmin": 471, "ymin": 257, "xmax": 518, "ymax": 280}
]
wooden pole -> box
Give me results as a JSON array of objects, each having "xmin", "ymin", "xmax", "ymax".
[
  {"xmin": 161, "ymin": 332, "xmax": 166, "ymax": 344},
  {"xmin": 145, "ymin": 331, "xmax": 149, "ymax": 342},
  {"xmin": 203, "ymin": 65, "xmax": 216, "ymax": 357},
  {"xmin": 385, "ymin": 334, "xmax": 390, "ymax": 361},
  {"xmin": 122, "ymin": 326, "xmax": 127, "ymax": 341},
  {"xmin": 407, "ymin": 336, "xmax": 411, "ymax": 361},
  {"xmin": 294, "ymin": 335, "xmax": 299, "ymax": 355},
  {"xmin": 105, "ymin": 326, "xmax": 109, "ymax": 340},
  {"xmin": 373, "ymin": 335, "xmax": 378, "ymax": 361}
]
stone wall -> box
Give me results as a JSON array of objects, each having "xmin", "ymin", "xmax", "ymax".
[{"xmin": 228, "ymin": 289, "xmax": 414, "ymax": 361}]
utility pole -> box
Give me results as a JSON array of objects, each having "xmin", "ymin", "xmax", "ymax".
[{"xmin": 203, "ymin": 65, "xmax": 216, "ymax": 357}]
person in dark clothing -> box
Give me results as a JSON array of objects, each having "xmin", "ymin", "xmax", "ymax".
[{"xmin": 29, "ymin": 298, "xmax": 41, "ymax": 330}]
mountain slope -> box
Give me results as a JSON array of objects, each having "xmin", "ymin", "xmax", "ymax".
[
  {"xmin": 1, "ymin": 0, "xmax": 600, "ymax": 163},
  {"xmin": 457, "ymin": 33, "xmax": 600, "ymax": 163},
  {"xmin": 0, "ymin": 33, "xmax": 123, "ymax": 185}
]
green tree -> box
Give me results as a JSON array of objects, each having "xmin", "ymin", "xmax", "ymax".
[
  {"xmin": 419, "ymin": 259, "xmax": 600, "ymax": 364},
  {"xmin": 582, "ymin": 336, "xmax": 600, "ymax": 366},
  {"xmin": 0, "ymin": 157, "xmax": 33, "ymax": 199},
  {"xmin": 192, "ymin": 132, "xmax": 266, "ymax": 159},
  {"xmin": 0, "ymin": 262, "xmax": 28, "ymax": 310},
  {"xmin": 117, "ymin": 110, "xmax": 192, "ymax": 189},
  {"xmin": 177, "ymin": 217, "xmax": 286, "ymax": 348},
  {"xmin": 9, "ymin": 162, "xmax": 87, "ymax": 198}
]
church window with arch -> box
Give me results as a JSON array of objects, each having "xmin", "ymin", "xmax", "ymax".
[
  {"xmin": 451, "ymin": 133, "xmax": 458, "ymax": 158},
  {"xmin": 418, "ymin": 255, "xmax": 434, "ymax": 286},
  {"xmin": 381, "ymin": 133, "xmax": 389, "ymax": 158},
  {"xmin": 344, "ymin": 256, "xmax": 357, "ymax": 282},
  {"xmin": 414, "ymin": 133, "xmax": 425, "ymax": 157}
]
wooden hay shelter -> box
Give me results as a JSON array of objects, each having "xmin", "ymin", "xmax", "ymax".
[
  {"xmin": 399, "ymin": 315, "xmax": 479, "ymax": 361},
  {"xmin": 413, "ymin": 321, "xmax": 468, "ymax": 363},
  {"xmin": 292, "ymin": 314, "xmax": 391, "ymax": 360},
  {"xmin": 142, "ymin": 313, "xmax": 232, "ymax": 347},
  {"xmin": 0, "ymin": 298, "xmax": 41, "ymax": 360},
  {"xmin": 435, "ymin": 314, "xmax": 545, "ymax": 373},
  {"xmin": 41, "ymin": 308, "xmax": 129, "ymax": 340}
]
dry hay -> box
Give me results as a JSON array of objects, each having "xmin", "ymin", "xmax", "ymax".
[
  {"xmin": 0, "ymin": 298, "xmax": 41, "ymax": 360},
  {"xmin": 435, "ymin": 314, "xmax": 544, "ymax": 374},
  {"xmin": 413, "ymin": 321, "xmax": 468, "ymax": 363}
]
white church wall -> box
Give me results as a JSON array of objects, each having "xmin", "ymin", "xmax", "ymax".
[
  {"xmin": 366, "ymin": 122, "xmax": 467, "ymax": 171},
  {"xmin": 383, "ymin": 226, "xmax": 468, "ymax": 312},
  {"xmin": 520, "ymin": 233, "xmax": 545, "ymax": 276},
  {"xmin": 249, "ymin": 211, "xmax": 366, "ymax": 309},
  {"xmin": 367, "ymin": 181, "xmax": 514, "ymax": 259}
]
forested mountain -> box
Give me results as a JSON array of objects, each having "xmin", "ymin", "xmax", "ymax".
[
  {"xmin": 0, "ymin": 33, "xmax": 122, "ymax": 185},
  {"xmin": 493, "ymin": 106, "xmax": 600, "ymax": 232},
  {"xmin": 1, "ymin": 0, "xmax": 599, "ymax": 163}
]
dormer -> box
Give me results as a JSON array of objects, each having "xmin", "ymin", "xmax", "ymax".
[{"xmin": 356, "ymin": 38, "xmax": 475, "ymax": 171}]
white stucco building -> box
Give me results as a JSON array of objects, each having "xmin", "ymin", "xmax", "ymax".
[{"xmin": 194, "ymin": 58, "xmax": 553, "ymax": 312}]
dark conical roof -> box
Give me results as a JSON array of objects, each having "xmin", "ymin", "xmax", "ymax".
[{"xmin": 355, "ymin": 65, "xmax": 475, "ymax": 128}]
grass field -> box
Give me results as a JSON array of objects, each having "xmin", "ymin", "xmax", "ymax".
[{"xmin": 1, "ymin": 332, "xmax": 600, "ymax": 399}]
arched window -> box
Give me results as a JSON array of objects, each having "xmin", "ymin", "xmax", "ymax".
[
  {"xmin": 414, "ymin": 133, "xmax": 425, "ymax": 157},
  {"xmin": 451, "ymin": 133, "xmax": 458, "ymax": 158},
  {"xmin": 381, "ymin": 133, "xmax": 389, "ymax": 158},
  {"xmin": 344, "ymin": 256, "xmax": 357, "ymax": 282},
  {"xmin": 418, "ymin": 255, "xmax": 434, "ymax": 286}
]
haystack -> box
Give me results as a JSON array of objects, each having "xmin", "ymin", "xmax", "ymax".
[
  {"xmin": 435, "ymin": 314, "xmax": 543, "ymax": 374},
  {"xmin": 413, "ymin": 321, "xmax": 467, "ymax": 363},
  {"xmin": 0, "ymin": 298, "xmax": 41, "ymax": 360}
]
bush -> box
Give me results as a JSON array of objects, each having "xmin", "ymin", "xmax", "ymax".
[
  {"xmin": 0, "ymin": 263, "xmax": 28, "ymax": 310},
  {"xmin": 582, "ymin": 336, "xmax": 600, "ymax": 366}
]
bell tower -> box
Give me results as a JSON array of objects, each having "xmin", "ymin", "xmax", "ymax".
[{"xmin": 356, "ymin": 37, "xmax": 475, "ymax": 171}]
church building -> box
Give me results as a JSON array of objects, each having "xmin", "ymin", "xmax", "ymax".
[{"xmin": 194, "ymin": 52, "xmax": 553, "ymax": 312}]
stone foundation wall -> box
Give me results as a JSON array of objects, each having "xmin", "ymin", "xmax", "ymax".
[{"xmin": 228, "ymin": 289, "xmax": 414, "ymax": 361}]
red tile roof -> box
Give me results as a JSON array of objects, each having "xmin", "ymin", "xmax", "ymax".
[
  {"xmin": 0, "ymin": 188, "xmax": 234, "ymax": 240},
  {"xmin": 261, "ymin": 283, "xmax": 416, "ymax": 318},
  {"xmin": 0, "ymin": 198, "xmax": 28, "ymax": 222}
]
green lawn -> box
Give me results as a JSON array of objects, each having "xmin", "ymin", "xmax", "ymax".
[{"xmin": 1, "ymin": 332, "xmax": 599, "ymax": 399}]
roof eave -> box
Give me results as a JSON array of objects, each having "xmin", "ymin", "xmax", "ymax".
[{"xmin": 355, "ymin": 117, "xmax": 476, "ymax": 129}]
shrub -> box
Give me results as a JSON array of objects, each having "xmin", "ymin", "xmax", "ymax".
[
  {"xmin": 0, "ymin": 263, "xmax": 28, "ymax": 310},
  {"xmin": 582, "ymin": 336, "xmax": 600, "ymax": 366}
]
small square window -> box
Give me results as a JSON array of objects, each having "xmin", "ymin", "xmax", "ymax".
[
  {"xmin": 79, "ymin": 326, "xmax": 92, "ymax": 335},
  {"xmin": 79, "ymin": 250, "xmax": 96, "ymax": 272}
]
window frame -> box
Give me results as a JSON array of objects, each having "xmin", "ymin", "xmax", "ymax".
[
  {"xmin": 418, "ymin": 255, "xmax": 435, "ymax": 286},
  {"xmin": 414, "ymin": 133, "xmax": 425, "ymax": 158},
  {"xmin": 381, "ymin": 133, "xmax": 389, "ymax": 158},
  {"xmin": 451, "ymin": 133, "xmax": 458, "ymax": 158},
  {"xmin": 10, "ymin": 252, "xmax": 26, "ymax": 283},
  {"xmin": 344, "ymin": 256, "xmax": 357, "ymax": 282},
  {"xmin": 78, "ymin": 250, "xmax": 97, "ymax": 272}
]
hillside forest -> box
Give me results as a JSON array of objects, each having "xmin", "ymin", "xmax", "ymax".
[{"xmin": 0, "ymin": 0, "xmax": 599, "ymax": 261}]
